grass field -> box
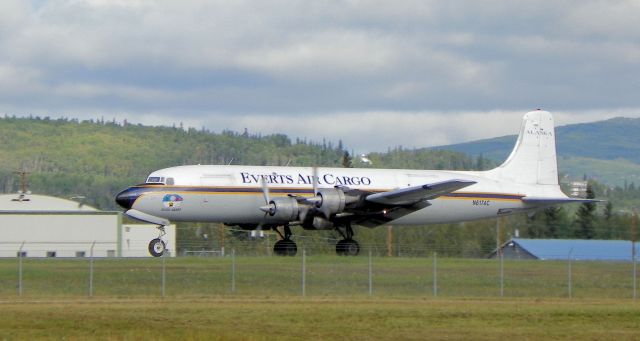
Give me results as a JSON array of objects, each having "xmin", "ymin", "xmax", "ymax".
[
  {"xmin": 0, "ymin": 256, "xmax": 637, "ymax": 299},
  {"xmin": 0, "ymin": 256, "xmax": 639, "ymax": 340},
  {"xmin": 0, "ymin": 297, "xmax": 638, "ymax": 340}
]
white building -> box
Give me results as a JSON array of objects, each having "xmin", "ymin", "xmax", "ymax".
[
  {"xmin": 0, "ymin": 193, "xmax": 175, "ymax": 257},
  {"xmin": 569, "ymin": 181, "xmax": 588, "ymax": 198}
]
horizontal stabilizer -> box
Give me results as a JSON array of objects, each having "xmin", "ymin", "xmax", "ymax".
[
  {"xmin": 125, "ymin": 209, "xmax": 170, "ymax": 226},
  {"xmin": 522, "ymin": 197, "xmax": 604, "ymax": 205},
  {"xmin": 366, "ymin": 179, "xmax": 477, "ymax": 206}
]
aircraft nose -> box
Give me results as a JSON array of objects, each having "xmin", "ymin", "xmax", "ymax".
[{"xmin": 115, "ymin": 187, "xmax": 140, "ymax": 210}]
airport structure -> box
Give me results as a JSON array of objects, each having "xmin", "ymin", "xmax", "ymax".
[
  {"xmin": 0, "ymin": 193, "xmax": 175, "ymax": 258},
  {"xmin": 490, "ymin": 238, "xmax": 639, "ymax": 261}
]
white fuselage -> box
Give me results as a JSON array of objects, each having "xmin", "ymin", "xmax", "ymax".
[
  {"xmin": 116, "ymin": 111, "xmax": 577, "ymax": 232},
  {"xmin": 124, "ymin": 165, "xmax": 546, "ymax": 226}
]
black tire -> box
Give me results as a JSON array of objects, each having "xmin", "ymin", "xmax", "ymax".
[
  {"xmin": 345, "ymin": 239, "xmax": 360, "ymax": 256},
  {"xmin": 274, "ymin": 239, "xmax": 297, "ymax": 256},
  {"xmin": 336, "ymin": 239, "xmax": 360, "ymax": 256},
  {"xmin": 284, "ymin": 239, "xmax": 297, "ymax": 257},
  {"xmin": 335, "ymin": 240, "xmax": 346, "ymax": 256},
  {"xmin": 148, "ymin": 238, "xmax": 166, "ymax": 257},
  {"xmin": 274, "ymin": 240, "xmax": 287, "ymax": 256}
]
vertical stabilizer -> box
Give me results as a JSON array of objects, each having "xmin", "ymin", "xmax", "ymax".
[{"xmin": 488, "ymin": 110, "xmax": 558, "ymax": 185}]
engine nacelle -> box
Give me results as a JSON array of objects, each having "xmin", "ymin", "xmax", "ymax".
[
  {"xmin": 316, "ymin": 188, "xmax": 346, "ymax": 218},
  {"xmin": 268, "ymin": 196, "xmax": 299, "ymax": 222},
  {"xmin": 313, "ymin": 216, "xmax": 334, "ymax": 229},
  {"xmin": 301, "ymin": 216, "xmax": 334, "ymax": 230}
]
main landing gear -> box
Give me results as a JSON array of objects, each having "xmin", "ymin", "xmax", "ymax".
[
  {"xmin": 271, "ymin": 223, "xmax": 360, "ymax": 256},
  {"xmin": 148, "ymin": 225, "xmax": 167, "ymax": 257},
  {"xmin": 273, "ymin": 225, "xmax": 297, "ymax": 256},
  {"xmin": 335, "ymin": 223, "xmax": 360, "ymax": 256}
]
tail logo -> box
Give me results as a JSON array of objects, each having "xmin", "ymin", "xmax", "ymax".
[{"xmin": 527, "ymin": 125, "xmax": 552, "ymax": 137}]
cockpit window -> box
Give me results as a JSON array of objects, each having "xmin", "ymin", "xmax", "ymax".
[
  {"xmin": 146, "ymin": 176, "xmax": 165, "ymax": 184},
  {"xmin": 166, "ymin": 177, "xmax": 175, "ymax": 185}
]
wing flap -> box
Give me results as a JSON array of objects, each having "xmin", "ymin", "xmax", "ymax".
[
  {"xmin": 522, "ymin": 197, "xmax": 604, "ymax": 205},
  {"xmin": 366, "ymin": 179, "xmax": 477, "ymax": 206}
]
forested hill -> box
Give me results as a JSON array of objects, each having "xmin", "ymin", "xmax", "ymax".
[
  {"xmin": 432, "ymin": 117, "xmax": 640, "ymax": 162},
  {"xmin": 430, "ymin": 117, "xmax": 640, "ymax": 186},
  {"xmin": 0, "ymin": 116, "xmax": 479, "ymax": 210}
]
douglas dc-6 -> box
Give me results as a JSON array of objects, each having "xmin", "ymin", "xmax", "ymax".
[{"xmin": 116, "ymin": 110, "xmax": 598, "ymax": 257}]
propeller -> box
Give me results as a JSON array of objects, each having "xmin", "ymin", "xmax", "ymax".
[
  {"xmin": 259, "ymin": 177, "xmax": 275, "ymax": 215},
  {"xmin": 312, "ymin": 166, "xmax": 319, "ymax": 195},
  {"xmin": 304, "ymin": 166, "xmax": 322, "ymax": 205}
]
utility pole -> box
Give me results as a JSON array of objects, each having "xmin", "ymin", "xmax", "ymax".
[
  {"xmin": 496, "ymin": 217, "xmax": 502, "ymax": 252},
  {"xmin": 497, "ymin": 217, "xmax": 505, "ymax": 297},
  {"xmin": 632, "ymin": 210, "xmax": 637, "ymax": 299},
  {"xmin": 12, "ymin": 170, "xmax": 31, "ymax": 201},
  {"xmin": 219, "ymin": 224, "xmax": 226, "ymax": 257},
  {"xmin": 13, "ymin": 170, "xmax": 30, "ymax": 194}
]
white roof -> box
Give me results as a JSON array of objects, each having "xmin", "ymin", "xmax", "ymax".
[{"xmin": 0, "ymin": 194, "xmax": 98, "ymax": 212}]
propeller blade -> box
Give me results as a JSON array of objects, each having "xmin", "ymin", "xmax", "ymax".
[
  {"xmin": 260, "ymin": 177, "xmax": 270, "ymax": 204},
  {"xmin": 312, "ymin": 166, "xmax": 319, "ymax": 195}
]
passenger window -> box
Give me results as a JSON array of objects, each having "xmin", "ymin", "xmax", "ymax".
[{"xmin": 166, "ymin": 177, "xmax": 175, "ymax": 185}]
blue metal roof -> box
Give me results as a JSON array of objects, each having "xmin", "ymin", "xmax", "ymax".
[{"xmin": 511, "ymin": 238, "xmax": 640, "ymax": 261}]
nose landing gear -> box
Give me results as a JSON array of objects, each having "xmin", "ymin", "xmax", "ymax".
[
  {"xmin": 148, "ymin": 238, "xmax": 166, "ymax": 257},
  {"xmin": 148, "ymin": 225, "xmax": 167, "ymax": 257}
]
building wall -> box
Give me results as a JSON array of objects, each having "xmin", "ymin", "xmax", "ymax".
[
  {"xmin": 489, "ymin": 242, "xmax": 537, "ymax": 260},
  {"xmin": 0, "ymin": 213, "xmax": 119, "ymax": 257},
  {"xmin": 0, "ymin": 212, "xmax": 176, "ymax": 257},
  {"xmin": 500, "ymin": 243, "xmax": 537, "ymax": 260}
]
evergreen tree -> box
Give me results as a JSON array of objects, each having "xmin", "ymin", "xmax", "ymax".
[
  {"xmin": 575, "ymin": 183, "xmax": 597, "ymax": 239},
  {"xmin": 341, "ymin": 151, "xmax": 353, "ymax": 168},
  {"xmin": 524, "ymin": 212, "xmax": 547, "ymax": 238},
  {"xmin": 600, "ymin": 201, "xmax": 614, "ymax": 238},
  {"xmin": 544, "ymin": 206, "xmax": 568, "ymax": 238},
  {"xmin": 524, "ymin": 206, "xmax": 567, "ymax": 238},
  {"xmin": 476, "ymin": 154, "xmax": 485, "ymax": 170}
]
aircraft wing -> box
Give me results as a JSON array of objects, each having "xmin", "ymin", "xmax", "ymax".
[
  {"xmin": 334, "ymin": 179, "xmax": 476, "ymax": 228},
  {"xmin": 365, "ymin": 179, "xmax": 477, "ymax": 206}
]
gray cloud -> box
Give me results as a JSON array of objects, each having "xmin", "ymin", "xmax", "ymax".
[{"xmin": 0, "ymin": 0, "xmax": 638, "ymax": 152}]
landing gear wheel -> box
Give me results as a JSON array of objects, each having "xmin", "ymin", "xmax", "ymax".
[
  {"xmin": 336, "ymin": 239, "xmax": 360, "ymax": 256},
  {"xmin": 274, "ymin": 239, "xmax": 297, "ymax": 256},
  {"xmin": 148, "ymin": 238, "xmax": 166, "ymax": 257}
]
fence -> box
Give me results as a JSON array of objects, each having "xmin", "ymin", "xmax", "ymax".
[{"xmin": 0, "ymin": 247, "xmax": 637, "ymax": 299}]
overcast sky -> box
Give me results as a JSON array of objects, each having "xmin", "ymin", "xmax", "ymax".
[{"xmin": 1, "ymin": 1, "xmax": 639, "ymax": 153}]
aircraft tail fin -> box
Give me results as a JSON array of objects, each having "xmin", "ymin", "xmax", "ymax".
[{"xmin": 486, "ymin": 110, "xmax": 559, "ymax": 185}]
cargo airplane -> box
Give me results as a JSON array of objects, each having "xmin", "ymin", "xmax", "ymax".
[{"xmin": 116, "ymin": 110, "xmax": 597, "ymax": 257}]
